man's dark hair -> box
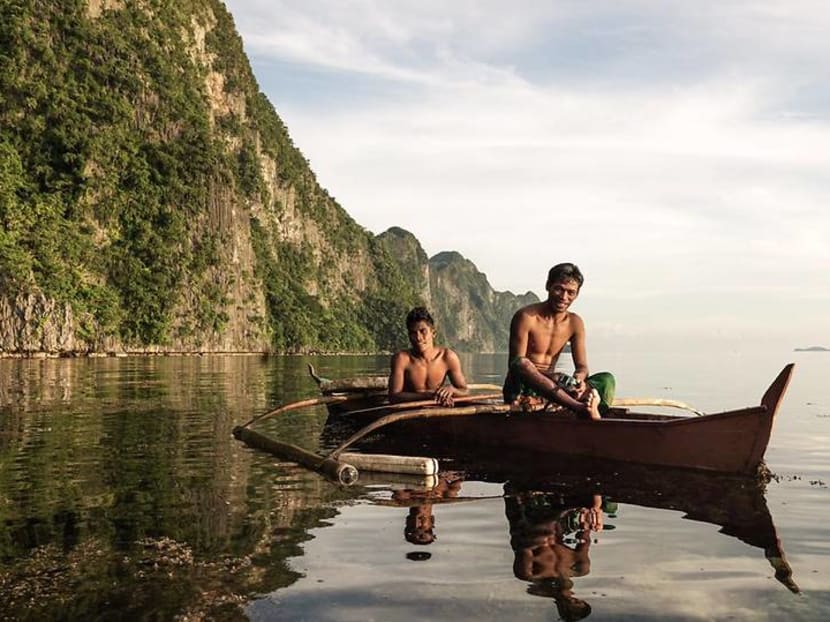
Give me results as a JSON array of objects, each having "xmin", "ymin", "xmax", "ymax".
[
  {"xmin": 546, "ymin": 263, "xmax": 584, "ymax": 289},
  {"xmin": 405, "ymin": 507, "xmax": 436, "ymax": 545},
  {"xmin": 406, "ymin": 306, "xmax": 435, "ymax": 329}
]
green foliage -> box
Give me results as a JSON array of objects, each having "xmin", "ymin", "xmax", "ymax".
[
  {"xmin": 1, "ymin": 0, "xmax": 500, "ymax": 354},
  {"xmin": 249, "ymin": 217, "xmax": 376, "ymax": 352},
  {"xmin": 236, "ymin": 139, "xmax": 262, "ymax": 198},
  {"xmin": 247, "ymin": 92, "xmax": 309, "ymax": 186},
  {"xmin": 0, "ymin": 0, "xmax": 233, "ymax": 345},
  {"xmin": 0, "ymin": 141, "xmax": 34, "ymax": 291},
  {"xmin": 359, "ymin": 237, "xmax": 424, "ymax": 350}
]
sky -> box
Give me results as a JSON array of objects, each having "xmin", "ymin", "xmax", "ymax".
[{"xmin": 223, "ymin": 0, "xmax": 829, "ymax": 350}]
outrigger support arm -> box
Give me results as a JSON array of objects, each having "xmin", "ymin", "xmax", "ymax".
[
  {"xmin": 327, "ymin": 403, "xmax": 512, "ymax": 459},
  {"xmin": 238, "ymin": 394, "xmax": 352, "ymax": 429}
]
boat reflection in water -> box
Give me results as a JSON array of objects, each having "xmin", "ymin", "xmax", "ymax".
[{"xmin": 376, "ymin": 456, "xmax": 798, "ymax": 619}]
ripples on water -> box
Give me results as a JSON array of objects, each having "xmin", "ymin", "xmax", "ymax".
[{"xmin": 0, "ymin": 350, "xmax": 828, "ymax": 621}]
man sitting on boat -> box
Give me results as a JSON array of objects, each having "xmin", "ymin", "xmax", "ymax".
[
  {"xmin": 388, "ymin": 307, "xmax": 469, "ymax": 407},
  {"xmin": 503, "ymin": 262, "xmax": 615, "ymax": 419}
]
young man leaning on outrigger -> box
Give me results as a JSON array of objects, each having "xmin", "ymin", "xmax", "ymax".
[
  {"xmin": 503, "ymin": 262, "xmax": 615, "ymax": 420},
  {"xmin": 388, "ymin": 307, "xmax": 469, "ymax": 407}
]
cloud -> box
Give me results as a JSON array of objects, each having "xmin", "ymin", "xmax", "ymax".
[{"xmin": 224, "ymin": 1, "xmax": 830, "ymax": 344}]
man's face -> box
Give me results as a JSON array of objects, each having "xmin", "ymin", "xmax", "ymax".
[
  {"xmin": 408, "ymin": 320, "xmax": 435, "ymax": 352},
  {"xmin": 547, "ymin": 278, "xmax": 580, "ymax": 311}
]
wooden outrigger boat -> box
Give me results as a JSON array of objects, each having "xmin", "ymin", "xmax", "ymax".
[
  {"xmin": 310, "ymin": 364, "xmax": 795, "ymax": 477},
  {"xmin": 232, "ymin": 366, "xmax": 799, "ymax": 592}
]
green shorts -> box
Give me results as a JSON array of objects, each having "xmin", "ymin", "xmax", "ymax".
[{"xmin": 503, "ymin": 357, "xmax": 616, "ymax": 415}]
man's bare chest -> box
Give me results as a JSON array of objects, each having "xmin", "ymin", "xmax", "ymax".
[{"xmin": 528, "ymin": 323, "xmax": 572, "ymax": 353}]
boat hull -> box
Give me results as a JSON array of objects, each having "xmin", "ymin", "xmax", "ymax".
[
  {"xmin": 319, "ymin": 364, "xmax": 795, "ymax": 476},
  {"xmin": 327, "ymin": 406, "xmax": 767, "ymax": 475}
]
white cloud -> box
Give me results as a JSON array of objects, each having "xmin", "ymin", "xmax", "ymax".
[{"xmin": 224, "ymin": 1, "xmax": 830, "ymax": 345}]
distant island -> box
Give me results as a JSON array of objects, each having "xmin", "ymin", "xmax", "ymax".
[{"xmin": 794, "ymin": 346, "xmax": 830, "ymax": 352}]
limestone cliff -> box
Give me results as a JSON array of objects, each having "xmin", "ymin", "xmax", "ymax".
[
  {"xmin": 0, "ymin": 0, "xmax": 532, "ymax": 356},
  {"xmin": 376, "ymin": 230, "xmax": 539, "ymax": 352},
  {"xmin": 428, "ymin": 252, "xmax": 539, "ymax": 352}
]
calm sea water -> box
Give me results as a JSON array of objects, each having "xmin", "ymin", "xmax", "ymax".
[{"xmin": 1, "ymin": 347, "xmax": 828, "ymax": 621}]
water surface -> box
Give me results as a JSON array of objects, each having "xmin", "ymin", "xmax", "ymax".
[{"xmin": 1, "ymin": 348, "xmax": 828, "ymax": 620}]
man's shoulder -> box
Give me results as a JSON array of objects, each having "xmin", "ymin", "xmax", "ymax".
[
  {"xmin": 438, "ymin": 346, "xmax": 460, "ymax": 361},
  {"xmin": 513, "ymin": 301, "xmax": 545, "ymax": 319},
  {"xmin": 566, "ymin": 311, "xmax": 584, "ymax": 325},
  {"xmin": 391, "ymin": 349, "xmax": 415, "ymax": 364}
]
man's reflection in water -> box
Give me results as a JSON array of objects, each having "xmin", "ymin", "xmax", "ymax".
[
  {"xmin": 392, "ymin": 473, "xmax": 464, "ymax": 552},
  {"xmin": 405, "ymin": 503, "xmax": 437, "ymax": 545},
  {"xmin": 506, "ymin": 489, "xmax": 609, "ymax": 621}
]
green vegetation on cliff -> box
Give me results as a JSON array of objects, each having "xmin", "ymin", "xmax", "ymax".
[
  {"xmin": 1, "ymin": 0, "xmax": 229, "ymax": 345},
  {"xmin": 0, "ymin": 0, "xmax": 527, "ymax": 354}
]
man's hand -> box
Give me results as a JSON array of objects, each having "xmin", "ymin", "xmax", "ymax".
[
  {"xmin": 569, "ymin": 376, "xmax": 586, "ymax": 397},
  {"xmin": 580, "ymin": 506, "xmax": 604, "ymax": 533},
  {"xmin": 434, "ymin": 386, "xmax": 455, "ymax": 407}
]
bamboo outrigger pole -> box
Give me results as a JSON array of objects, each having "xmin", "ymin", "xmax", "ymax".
[
  {"xmin": 611, "ymin": 398, "xmax": 704, "ymax": 416},
  {"xmin": 239, "ymin": 394, "xmax": 352, "ymax": 429},
  {"xmin": 233, "ymin": 426, "xmax": 359, "ymax": 485},
  {"xmin": 234, "ymin": 394, "xmax": 450, "ymax": 483},
  {"xmin": 342, "ymin": 393, "xmax": 503, "ymax": 416}
]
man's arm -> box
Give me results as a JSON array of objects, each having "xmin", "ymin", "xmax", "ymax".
[
  {"xmin": 444, "ymin": 350, "xmax": 469, "ymax": 395},
  {"xmin": 433, "ymin": 350, "xmax": 469, "ymax": 406},
  {"xmin": 508, "ymin": 309, "xmax": 530, "ymax": 363},
  {"xmin": 388, "ymin": 352, "xmax": 407, "ymax": 397},
  {"xmin": 568, "ymin": 313, "xmax": 589, "ymax": 389}
]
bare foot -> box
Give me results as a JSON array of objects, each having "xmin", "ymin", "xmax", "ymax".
[{"xmin": 586, "ymin": 389, "xmax": 601, "ymax": 420}]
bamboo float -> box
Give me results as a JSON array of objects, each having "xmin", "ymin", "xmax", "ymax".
[
  {"xmin": 339, "ymin": 452, "xmax": 439, "ymax": 475},
  {"xmin": 234, "ymin": 424, "xmax": 443, "ymax": 480},
  {"xmin": 235, "ymin": 393, "xmax": 450, "ymax": 480},
  {"xmin": 355, "ymin": 471, "xmax": 439, "ymax": 490}
]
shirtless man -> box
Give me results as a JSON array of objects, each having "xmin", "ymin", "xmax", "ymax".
[
  {"xmin": 388, "ymin": 307, "xmax": 469, "ymax": 407},
  {"xmin": 503, "ymin": 263, "xmax": 615, "ymax": 420}
]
